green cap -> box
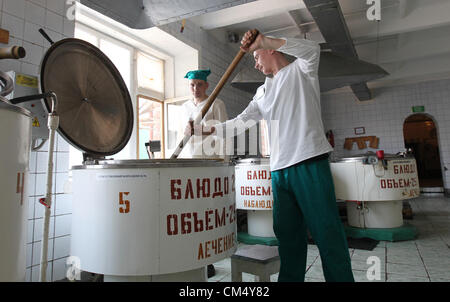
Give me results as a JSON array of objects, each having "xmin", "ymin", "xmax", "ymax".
[{"xmin": 184, "ymin": 69, "xmax": 211, "ymax": 82}]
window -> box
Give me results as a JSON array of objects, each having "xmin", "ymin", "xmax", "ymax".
[
  {"xmin": 72, "ymin": 23, "xmax": 166, "ymax": 163},
  {"xmin": 100, "ymin": 39, "xmax": 131, "ymax": 89},
  {"xmin": 72, "ymin": 3, "xmax": 201, "ymax": 162},
  {"xmin": 72, "ymin": 4, "xmax": 201, "ymax": 162},
  {"xmin": 137, "ymin": 95, "xmax": 164, "ymax": 159},
  {"xmin": 136, "ymin": 51, "xmax": 165, "ymax": 157},
  {"xmin": 137, "ymin": 52, "xmax": 164, "ymax": 94},
  {"xmin": 74, "ymin": 27, "xmax": 132, "ymax": 91},
  {"xmin": 165, "ymin": 97, "xmax": 191, "ymax": 157},
  {"xmin": 70, "ymin": 25, "xmax": 134, "ymax": 164}
]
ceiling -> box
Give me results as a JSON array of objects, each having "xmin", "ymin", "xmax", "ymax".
[
  {"xmin": 79, "ymin": 0, "xmax": 450, "ymax": 94},
  {"xmin": 188, "ymin": 0, "xmax": 450, "ymax": 91}
]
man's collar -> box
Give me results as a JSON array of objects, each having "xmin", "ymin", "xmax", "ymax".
[{"xmin": 192, "ymin": 97, "xmax": 208, "ymax": 106}]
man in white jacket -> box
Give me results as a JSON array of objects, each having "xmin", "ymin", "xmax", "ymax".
[
  {"xmin": 212, "ymin": 30, "xmax": 354, "ymax": 282},
  {"xmin": 181, "ymin": 69, "xmax": 228, "ymax": 159}
]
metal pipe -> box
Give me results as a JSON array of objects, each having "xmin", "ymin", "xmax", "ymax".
[
  {"xmin": 32, "ymin": 138, "xmax": 48, "ymax": 152},
  {"xmin": 0, "ymin": 46, "xmax": 26, "ymax": 60},
  {"xmin": 39, "ymin": 92, "xmax": 59, "ymax": 282}
]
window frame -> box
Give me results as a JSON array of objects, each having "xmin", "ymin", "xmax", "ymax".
[
  {"xmin": 136, "ymin": 94, "xmax": 165, "ymax": 159},
  {"xmin": 136, "ymin": 51, "xmax": 165, "ymax": 100},
  {"xmin": 75, "ymin": 23, "xmax": 134, "ymax": 89},
  {"xmin": 163, "ymin": 96, "xmax": 192, "ymax": 157},
  {"xmin": 74, "ymin": 22, "xmax": 167, "ymax": 160}
]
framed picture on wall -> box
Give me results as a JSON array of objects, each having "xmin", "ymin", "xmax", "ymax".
[{"xmin": 354, "ymin": 127, "xmax": 365, "ymax": 135}]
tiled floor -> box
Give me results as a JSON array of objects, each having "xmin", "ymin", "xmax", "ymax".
[{"xmin": 208, "ymin": 195, "xmax": 450, "ymax": 282}]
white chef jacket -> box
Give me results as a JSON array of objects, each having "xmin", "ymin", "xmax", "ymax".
[
  {"xmin": 180, "ymin": 98, "xmax": 228, "ymax": 158},
  {"xmin": 218, "ymin": 38, "xmax": 332, "ymax": 171}
]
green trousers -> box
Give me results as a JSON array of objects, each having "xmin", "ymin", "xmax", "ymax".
[{"xmin": 271, "ymin": 158, "xmax": 354, "ymax": 282}]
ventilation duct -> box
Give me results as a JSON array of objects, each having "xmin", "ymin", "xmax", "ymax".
[
  {"xmin": 79, "ymin": 0, "xmax": 257, "ymax": 29},
  {"xmin": 319, "ymin": 51, "xmax": 388, "ymax": 92},
  {"xmin": 231, "ymin": 51, "xmax": 388, "ymax": 94},
  {"xmin": 303, "ymin": 0, "xmax": 383, "ymax": 101}
]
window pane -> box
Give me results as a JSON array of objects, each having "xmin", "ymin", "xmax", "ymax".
[
  {"xmin": 166, "ymin": 102, "xmax": 185, "ymax": 152},
  {"xmin": 138, "ymin": 97, "xmax": 163, "ymax": 159},
  {"xmin": 100, "ymin": 39, "xmax": 131, "ymax": 89},
  {"xmin": 137, "ymin": 52, "xmax": 164, "ymax": 93}
]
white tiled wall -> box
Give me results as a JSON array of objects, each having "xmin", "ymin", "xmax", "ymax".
[
  {"xmin": 0, "ymin": 0, "xmax": 75, "ymax": 281},
  {"xmin": 321, "ymin": 78, "xmax": 450, "ymax": 190}
]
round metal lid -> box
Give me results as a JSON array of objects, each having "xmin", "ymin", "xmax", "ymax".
[
  {"xmin": 331, "ymin": 153, "xmax": 412, "ymax": 163},
  {"xmin": 40, "ymin": 38, "xmax": 133, "ymax": 157}
]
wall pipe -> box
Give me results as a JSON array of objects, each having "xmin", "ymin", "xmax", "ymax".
[{"xmin": 39, "ymin": 92, "xmax": 58, "ymax": 282}]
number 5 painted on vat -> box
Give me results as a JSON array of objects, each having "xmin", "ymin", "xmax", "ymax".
[{"xmin": 119, "ymin": 192, "xmax": 130, "ymax": 213}]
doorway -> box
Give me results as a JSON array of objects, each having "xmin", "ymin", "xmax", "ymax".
[{"xmin": 403, "ymin": 114, "xmax": 443, "ymax": 189}]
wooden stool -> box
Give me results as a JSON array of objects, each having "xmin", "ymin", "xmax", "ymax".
[{"xmin": 231, "ymin": 244, "xmax": 280, "ymax": 282}]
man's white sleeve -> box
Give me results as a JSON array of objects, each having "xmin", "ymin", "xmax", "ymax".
[
  {"xmin": 277, "ymin": 38, "xmax": 320, "ymax": 74},
  {"xmin": 216, "ymin": 99, "xmax": 262, "ymax": 138}
]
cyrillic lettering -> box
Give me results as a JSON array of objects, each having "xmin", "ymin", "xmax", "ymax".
[
  {"xmin": 181, "ymin": 213, "xmax": 191, "ymax": 234},
  {"xmin": 205, "ymin": 210, "xmax": 214, "ymax": 230},
  {"xmin": 193, "ymin": 212, "xmax": 204, "ymax": 232},
  {"xmin": 184, "ymin": 179, "xmax": 194, "ymax": 199},
  {"xmin": 167, "ymin": 214, "xmax": 178, "ymax": 235},
  {"xmin": 212, "ymin": 177, "xmax": 224, "ymax": 198},
  {"xmin": 215, "ymin": 207, "xmax": 226, "ymax": 227},
  {"xmin": 171, "ymin": 179, "xmax": 181, "ymax": 200}
]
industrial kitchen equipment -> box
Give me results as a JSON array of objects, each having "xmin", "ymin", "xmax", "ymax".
[
  {"xmin": 330, "ymin": 151, "xmax": 420, "ymax": 241},
  {"xmin": 36, "ymin": 36, "xmax": 236, "ymax": 281},
  {"xmin": 0, "ymin": 46, "xmax": 32, "ymax": 282},
  {"xmin": 235, "ymin": 157, "xmax": 275, "ymax": 241}
]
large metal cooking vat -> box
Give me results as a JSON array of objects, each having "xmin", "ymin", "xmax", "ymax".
[
  {"xmin": 71, "ymin": 159, "xmax": 236, "ymax": 280},
  {"xmin": 37, "ymin": 37, "xmax": 237, "ymax": 281},
  {"xmin": 235, "ymin": 157, "xmax": 275, "ymax": 238},
  {"xmin": 330, "ymin": 153, "xmax": 420, "ymax": 228},
  {"xmin": 0, "ymin": 101, "xmax": 32, "ymax": 281}
]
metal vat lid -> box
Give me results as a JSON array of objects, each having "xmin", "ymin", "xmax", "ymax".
[
  {"xmin": 40, "ymin": 38, "xmax": 133, "ymax": 158},
  {"xmin": 331, "ymin": 152, "xmax": 414, "ymax": 163},
  {"xmin": 0, "ymin": 100, "xmax": 32, "ymax": 118},
  {"xmin": 71, "ymin": 158, "xmax": 233, "ymax": 170}
]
